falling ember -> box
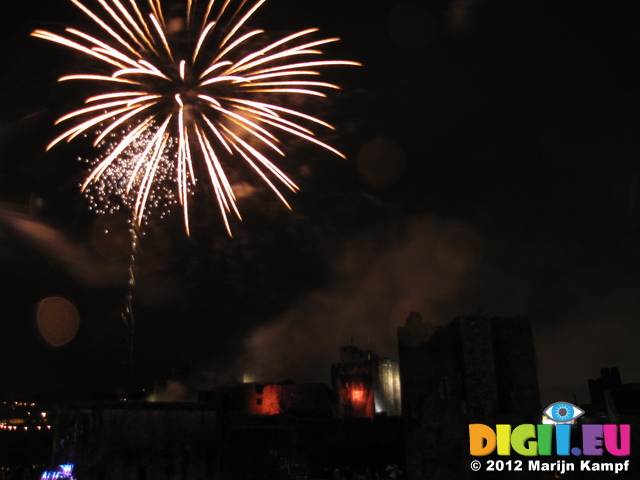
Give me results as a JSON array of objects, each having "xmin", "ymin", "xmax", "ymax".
[{"xmin": 33, "ymin": 0, "xmax": 359, "ymax": 235}]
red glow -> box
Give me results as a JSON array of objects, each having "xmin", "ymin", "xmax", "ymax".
[
  {"xmin": 339, "ymin": 382, "xmax": 374, "ymax": 418},
  {"xmin": 248, "ymin": 385, "xmax": 282, "ymax": 415},
  {"xmin": 351, "ymin": 389, "xmax": 365, "ymax": 403}
]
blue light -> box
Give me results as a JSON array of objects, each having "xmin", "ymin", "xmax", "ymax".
[
  {"xmin": 59, "ymin": 465, "xmax": 74, "ymax": 477},
  {"xmin": 40, "ymin": 464, "xmax": 76, "ymax": 480},
  {"xmin": 39, "ymin": 471, "xmax": 61, "ymax": 480}
]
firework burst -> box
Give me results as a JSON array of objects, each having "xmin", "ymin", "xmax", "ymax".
[{"xmin": 33, "ymin": 0, "xmax": 359, "ymax": 235}]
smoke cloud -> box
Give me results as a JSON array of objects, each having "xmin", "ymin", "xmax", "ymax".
[
  {"xmin": 0, "ymin": 203, "xmax": 128, "ymax": 286},
  {"xmin": 236, "ymin": 215, "xmax": 484, "ymax": 384},
  {"xmin": 236, "ymin": 210, "xmax": 640, "ymax": 407}
]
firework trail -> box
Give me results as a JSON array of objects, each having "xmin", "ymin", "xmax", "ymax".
[{"xmin": 33, "ymin": 0, "xmax": 359, "ymax": 236}]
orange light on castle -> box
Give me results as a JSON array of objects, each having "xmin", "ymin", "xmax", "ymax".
[
  {"xmin": 351, "ymin": 389, "xmax": 365, "ymax": 404},
  {"xmin": 248, "ymin": 385, "xmax": 282, "ymax": 416}
]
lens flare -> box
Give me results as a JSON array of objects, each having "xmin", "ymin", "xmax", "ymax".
[
  {"xmin": 37, "ymin": 296, "xmax": 80, "ymax": 347},
  {"xmin": 33, "ymin": 0, "xmax": 359, "ymax": 235}
]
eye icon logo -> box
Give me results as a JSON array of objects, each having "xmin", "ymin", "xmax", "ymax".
[{"xmin": 544, "ymin": 402, "xmax": 585, "ymax": 423}]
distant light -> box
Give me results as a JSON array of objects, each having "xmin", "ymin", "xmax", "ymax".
[
  {"xmin": 60, "ymin": 465, "xmax": 74, "ymax": 477},
  {"xmin": 39, "ymin": 463, "xmax": 76, "ymax": 480}
]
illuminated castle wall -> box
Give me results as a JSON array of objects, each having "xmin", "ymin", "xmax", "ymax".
[
  {"xmin": 331, "ymin": 344, "xmax": 402, "ymax": 418},
  {"xmin": 202, "ymin": 382, "xmax": 333, "ymax": 417},
  {"xmin": 332, "ymin": 359, "xmax": 376, "ymax": 418},
  {"xmin": 373, "ymin": 358, "xmax": 402, "ymax": 416}
]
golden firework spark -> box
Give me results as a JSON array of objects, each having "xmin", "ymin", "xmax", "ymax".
[{"xmin": 33, "ymin": 0, "xmax": 359, "ymax": 235}]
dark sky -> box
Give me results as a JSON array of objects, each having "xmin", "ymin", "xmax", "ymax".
[{"xmin": 1, "ymin": 0, "xmax": 640, "ymax": 406}]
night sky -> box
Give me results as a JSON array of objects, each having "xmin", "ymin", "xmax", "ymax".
[{"xmin": 2, "ymin": 0, "xmax": 640, "ymax": 406}]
